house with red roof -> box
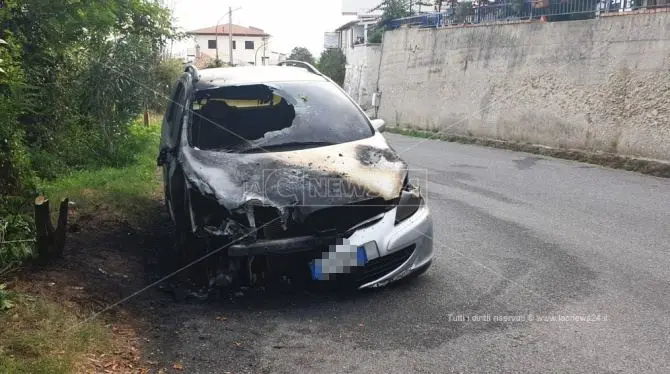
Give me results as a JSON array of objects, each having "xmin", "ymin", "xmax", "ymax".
[{"xmin": 187, "ymin": 24, "xmax": 285, "ymax": 67}]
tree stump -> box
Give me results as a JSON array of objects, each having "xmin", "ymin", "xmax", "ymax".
[{"xmin": 34, "ymin": 196, "xmax": 69, "ymax": 264}]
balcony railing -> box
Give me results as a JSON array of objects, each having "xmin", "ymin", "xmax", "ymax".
[{"xmin": 385, "ymin": 0, "xmax": 669, "ymax": 29}]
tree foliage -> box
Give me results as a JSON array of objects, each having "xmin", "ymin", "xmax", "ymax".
[
  {"xmin": 0, "ymin": 34, "xmax": 32, "ymax": 196},
  {"xmin": 368, "ymin": 0, "xmax": 415, "ymax": 43},
  {"xmin": 287, "ymin": 47, "xmax": 316, "ymax": 65},
  {"xmin": 0, "ymin": 0, "xmax": 181, "ymax": 266},
  {"xmin": 380, "ymin": 0, "xmax": 414, "ymax": 23},
  {"xmin": 0, "ymin": 0, "xmax": 180, "ymax": 187},
  {"xmin": 318, "ymin": 49, "xmax": 347, "ymax": 87}
]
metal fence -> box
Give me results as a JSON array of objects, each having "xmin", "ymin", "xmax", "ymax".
[{"xmin": 385, "ymin": 0, "xmax": 670, "ymax": 29}]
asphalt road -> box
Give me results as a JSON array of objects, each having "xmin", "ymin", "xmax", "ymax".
[{"xmin": 145, "ymin": 134, "xmax": 670, "ymax": 373}]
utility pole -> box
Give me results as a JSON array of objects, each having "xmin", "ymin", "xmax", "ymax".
[
  {"xmin": 263, "ymin": 37, "xmax": 267, "ymax": 65},
  {"xmin": 228, "ymin": 6, "xmax": 234, "ymax": 66}
]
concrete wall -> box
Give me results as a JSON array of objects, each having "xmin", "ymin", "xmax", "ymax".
[
  {"xmin": 377, "ymin": 13, "xmax": 670, "ymax": 161},
  {"xmin": 343, "ymin": 44, "xmax": 382, "ymax": 111}
]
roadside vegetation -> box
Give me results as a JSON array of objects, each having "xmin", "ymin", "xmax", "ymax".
[
  {"xmin": 0, "ymin": 0, "xmax": 180, "ymax": 270},
  {"xmin": 42, "ymin": 120, "xmax": 163, "ymax": 222},
  {"xmin": 0, "ymin": 1, "xmax": 181, "ymax": 371},
  {"xmin": 0, "ymin": 295, "xmax": 110, "ymax": 373},
  {"xmin": 0, "ymin": 118, "xmax": 162, "ymax": 373}
]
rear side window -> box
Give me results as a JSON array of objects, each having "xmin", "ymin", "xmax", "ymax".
[{"xmin": 189, "ymin": 81, "xmax": 373, "ymax": 152}]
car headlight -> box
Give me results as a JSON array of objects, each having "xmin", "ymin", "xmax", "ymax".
[{"xmin": 395, "ymin": 189, "xmax": 424, "ymax": 225}]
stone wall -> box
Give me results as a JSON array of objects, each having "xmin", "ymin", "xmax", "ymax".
[
  {"xmin": 377, "ymin": 13, "xmax": 670, "ymax": 161},
  {"xmin": 343, "ymin": 44, "xmax": 382, "ymax": 111}
]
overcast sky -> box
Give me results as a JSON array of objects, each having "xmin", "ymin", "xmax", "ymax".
[{"xmin": 170, "ymin": 0, "xmax": 356, "ymax": 58}]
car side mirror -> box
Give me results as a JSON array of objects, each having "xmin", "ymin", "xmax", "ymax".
[{"xmin": 371, "ymin": 119, "xmax": 386, "ymax": 133}]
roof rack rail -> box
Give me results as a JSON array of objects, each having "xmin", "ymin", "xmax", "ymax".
[
  {"xmin": 184, "ymin": 63, "xmax": 200, "ymax": 82},
  {"xmin": 277, "ymin": 60, "xmax": 323, "ymax": 76}
]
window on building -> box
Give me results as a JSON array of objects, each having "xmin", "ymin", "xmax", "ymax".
[
  {"xmin": 232, "ymin": 41, "xmax": 237, "ymax": 49},
  {"xmin": 245, "ymin": 41, "xmax": 254, "ymax": 50},
  {"xmin": 208, "ymin": 39, "xmax": 217, "ymax": 49}
]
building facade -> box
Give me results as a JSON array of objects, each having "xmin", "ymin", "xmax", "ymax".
[
  {"xmin": 334, "ymin": 16, "xmax": 382, "ymax": 112},
  {"xmin": 187, "ymin": 24, "xmax": 285, "ymax": 66}
]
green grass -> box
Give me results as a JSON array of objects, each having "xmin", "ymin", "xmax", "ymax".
[
  {"xmin": 39, "ymin": 121, "xmax": 163, "ymax": 221},
  {"xmin": 0, "ymin": 119, "xmax": 162, "ymax": 373},
  {"xmin": 0, "ymin": 295, "xmax": 110, "ymax": 374},
  {"xmin": 1, "ymin": 120, "xmax": 162, "ymax": 269}
]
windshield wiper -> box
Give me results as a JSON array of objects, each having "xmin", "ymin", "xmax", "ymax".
[{"xmin": 237, "ymin": 141, "xmax": 336, "ymax": 153}]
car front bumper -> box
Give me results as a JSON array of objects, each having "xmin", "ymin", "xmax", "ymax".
[
  {"xmin": 227, "ymin": 204, "xmax": 434, "ymax": 288},
  {"xmin": 347, "ymin": 204, "xmax": 433, "ymax": 289}
]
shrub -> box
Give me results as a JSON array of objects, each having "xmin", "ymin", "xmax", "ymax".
[
  {"xmin": 0, "ymin": 283, "xmax": 14, "ymax": 310},
  {"xmin": 147, "ymin": 58, "xmax": 185, "ymax": 113},
  {"xmin": 0, "ymin": 34, "xmax": 33, "ymax": 196},
  {"xmin": 0, "ymin": 209, "xmax": 35, "ymax": 269},
  {"xmin": 0, "ymin": 0, "xmax": 178, "ymax": 270}
]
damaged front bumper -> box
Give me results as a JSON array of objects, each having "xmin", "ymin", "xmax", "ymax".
[
  {"xmin": 226, "ymin": 203, "xmax": 433, "ymax": 289},
  {"xmin": 347, "ymin": 203, "xmax": 433, "ymax": 289},
  {"xmin": 228, "ymin": 235, "xmax": 334, "ymax": 256}
]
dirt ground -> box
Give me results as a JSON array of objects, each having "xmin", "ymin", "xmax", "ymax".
[
  {"xmin": 8, "ymin": 196, "xmax": 349, "ymax": 374},
  {"xmin": 9, "ymin": 198, "xmax": 177, "ymax": 373}
]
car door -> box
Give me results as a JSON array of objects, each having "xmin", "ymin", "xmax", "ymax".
[{"xmin": 159, "ymin": 79, "xmax": 187, "ymax": 221}]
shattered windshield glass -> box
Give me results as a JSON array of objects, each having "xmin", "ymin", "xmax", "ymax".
[{"xmin": 188, "ymin": 81, "xmax": 374, "ymax": 152}]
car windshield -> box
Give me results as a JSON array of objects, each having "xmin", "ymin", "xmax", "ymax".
[{"xmin": 188, "ymin": 81, "xmax": 374, "ymax": 152}]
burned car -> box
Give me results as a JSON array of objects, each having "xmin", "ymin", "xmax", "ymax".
[{"xmin": 157, "ymin": 61, "xmax": 433, "ymax": 289}]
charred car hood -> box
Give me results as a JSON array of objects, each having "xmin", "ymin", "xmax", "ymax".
[{"xmin": 180, "ymin": 133, "xmax": 408, "ymax": 215}]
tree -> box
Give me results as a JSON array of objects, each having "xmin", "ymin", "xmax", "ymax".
[
  {"xmin": 1, "ymin": 0, "xmax": 177, "ymax": 176},
  {"xmin": 318, "ymin": 49, "xmax": 347, "ymax": 86},
  {"xmin": 0, "ymin": 0, "xmax": 181, "ymax": 185},
  {"xmin": 287, "ymin": 47, "xmax": 316, "ymax": 65},
  {"xmin": 0, "ymin": 35, "xmax": 32, "ymax": 196},
  {"xmin": 368, "ymin": 0, "xmax": 414, "ymax": 43},
  {"xmin": 381, "ymin": 0, "xmax": 413, "ymax": 22}
]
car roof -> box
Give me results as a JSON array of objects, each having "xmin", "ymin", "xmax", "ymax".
[{"xmin": 193, "ymin": 66, "xmax": 327, "ymax": 90}]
